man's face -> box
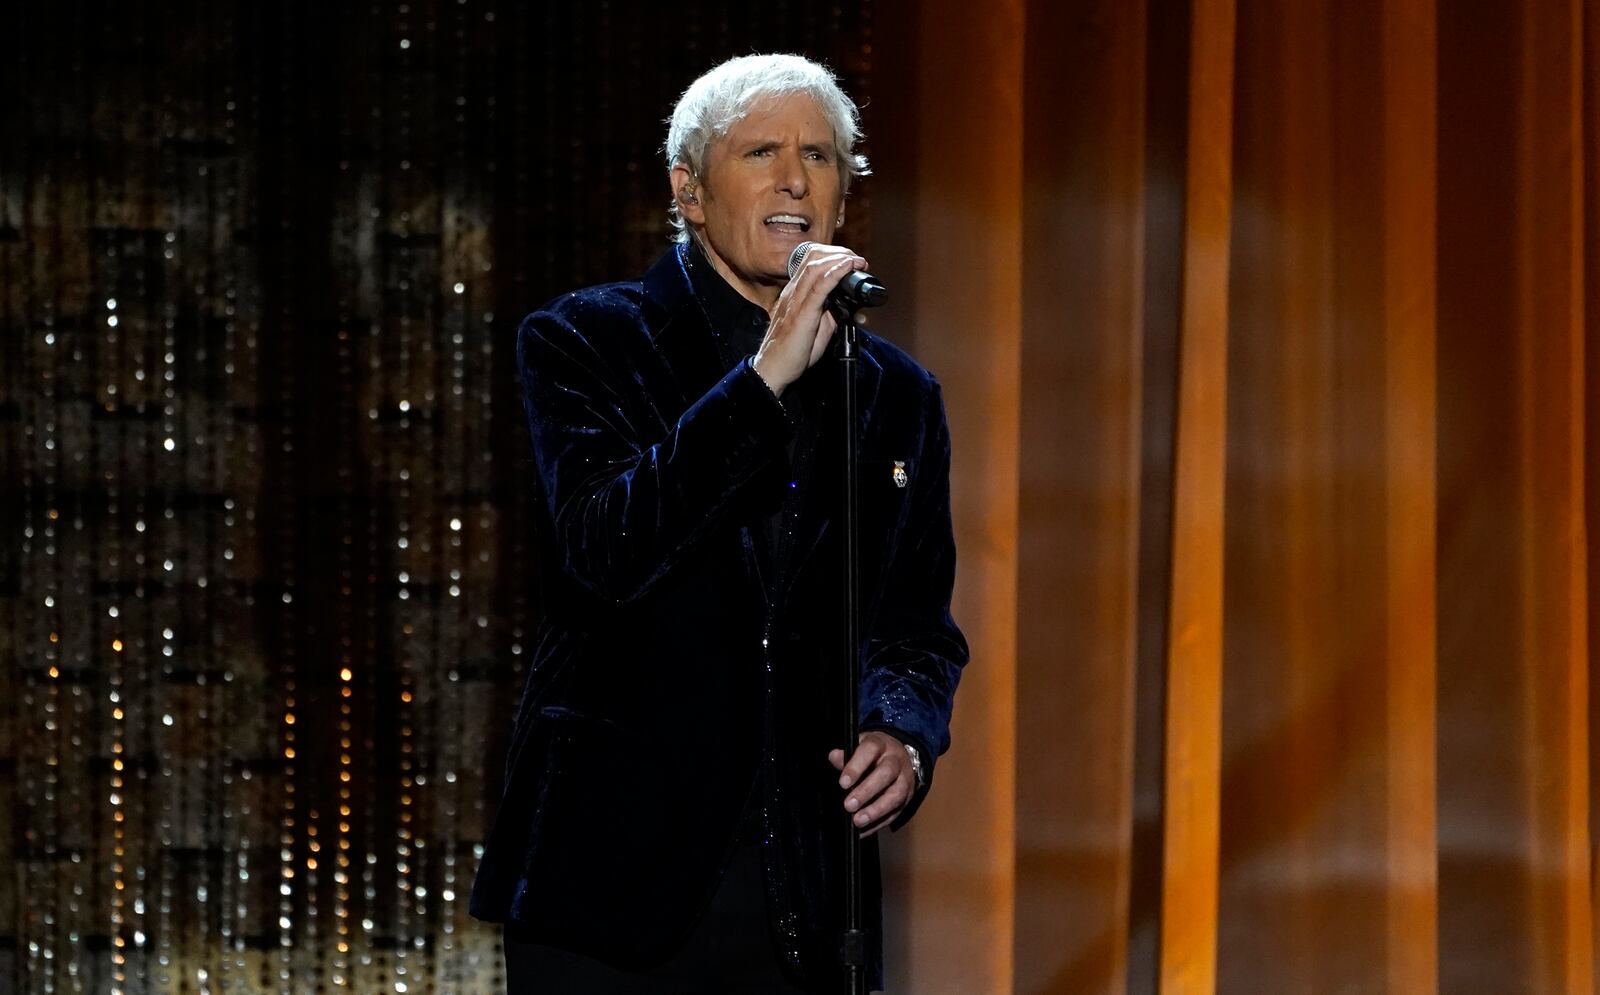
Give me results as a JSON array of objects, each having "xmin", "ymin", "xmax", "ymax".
[{"xmin": 678, "ymin": 93, "xmax": 845, "ymax": 306}]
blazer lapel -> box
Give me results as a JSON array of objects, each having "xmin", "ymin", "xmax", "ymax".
[
  {"xmin": 641, "ymin": 244, "xmax": 731, "ymax": 418},
  {"xmin": 640, "ymin": 244, "xmax": 779, "ymax": 604}
]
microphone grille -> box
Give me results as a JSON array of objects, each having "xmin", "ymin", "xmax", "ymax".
[{"xmin": 786, "ymin": 241, "xmax": 816, "ymax": 280}]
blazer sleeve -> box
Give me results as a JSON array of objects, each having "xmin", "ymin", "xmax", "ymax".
[
  {"xmin": 518, "ymin": 306, "xmax": 791, "ymax": 605},
  {"xmin": 858, "ymin": 379, "xmax": 969, "ymax": 829}
]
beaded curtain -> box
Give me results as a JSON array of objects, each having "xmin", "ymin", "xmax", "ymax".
[{"xmin": 0, "ymin": 2, "xmax": 872, "ymax": 992}]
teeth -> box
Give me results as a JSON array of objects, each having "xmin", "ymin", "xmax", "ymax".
[{"xmin": 765, "ymin": 215, "xmax": 809, "ymax": 228}]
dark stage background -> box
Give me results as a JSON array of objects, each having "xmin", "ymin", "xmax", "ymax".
[{"xmin": 1, "ymin": 3, "xmax": 873, "ymax": 992}]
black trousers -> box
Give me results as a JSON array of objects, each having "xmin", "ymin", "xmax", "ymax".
[{"xmin": 503, "ymin": 843, "xmax": 819, "ymax": 994}]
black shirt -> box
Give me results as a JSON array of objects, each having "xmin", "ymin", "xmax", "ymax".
[{"xmin": 680, "ymin": 239, "xmax": 810, "ymax": 851}]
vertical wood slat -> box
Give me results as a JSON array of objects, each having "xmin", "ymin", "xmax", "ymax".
[
  {"xmin": 1571, "ymin": 0, "xmax": 1594, "ymax": 986},
  {"xmin": 1381, "ymin": 0, "xmax": 1439, "ymax": 990},
  {"xmin": 1557, "ymin": 0, "xmax": 1594, "ymax": 987},
  {"xmin": 1125, "ymin": 3, "xmax": 1205, "ymax": 989},
  {"xmin": 1587, "ymin": 0, "xmax": 1600, "ymax": 980},
  {"xmin": 1436, "ymin": 1, "xmax": 1531, "ymax": 987},
  {"xmin": 1436, "ymin": 0, "xmax": 1592, "ymax": 989},
  {"xmin": 867, "ymin": 0, "xmax": 1026, "ymax": 991},
  {"xmin": 1516, "ymin": 0, "xmax": 1593, "ymax": 987},
  {"xmin": 1158, "ymin": 0, "xmax": 1236, "ymax": 990},
  {"xmin": 1586, "ymin": 0, "xmax": 1600, "ymax": 970},
  {"xmin": 1014, "ymin": 0, "xmax": 1151, "ymax": 989}
]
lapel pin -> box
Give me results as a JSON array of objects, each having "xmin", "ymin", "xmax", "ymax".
[{"xmin": 892, "ymin": 461, "xmax": 908, "ymax": 489}]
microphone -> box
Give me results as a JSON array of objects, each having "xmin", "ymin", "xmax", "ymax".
[{"xmin": 787, "ymin": 242, "xmax": 888, "ymax": 314}]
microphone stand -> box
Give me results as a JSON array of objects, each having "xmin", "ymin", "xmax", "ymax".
[{"xmin": 832, "ymin": 304, "xmax": 867, "ymax": 995}]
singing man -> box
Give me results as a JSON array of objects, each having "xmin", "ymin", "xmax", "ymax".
[{"xmin": 470, "ymin": 53, "xmax": 968, "ymax": 993}]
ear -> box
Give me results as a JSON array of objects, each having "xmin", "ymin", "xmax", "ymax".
[{"xmin": 670, "ymin": 162, "xmax": 706, "ymax": 227}]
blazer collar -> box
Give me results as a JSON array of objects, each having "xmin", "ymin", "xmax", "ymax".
[
  {"xmin": 640, "ymin": 241, "xmax": 697, "ymax": 321},
  {"xmin": 640, "ymin": 243, "xmax": 729, "ymax": 412}
]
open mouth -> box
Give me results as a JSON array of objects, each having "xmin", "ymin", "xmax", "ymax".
[{"xmin": 764, "ymin": 214, "xmax": 811, "ymax": 235}]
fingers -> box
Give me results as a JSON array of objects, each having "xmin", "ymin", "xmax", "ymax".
[
  {"xmin": 755, "ymin": 245, "xmax": 866, "ymax": 394},
  {"xmin": 844, "ymin": 763, "xmax": 900, "ymax": 821},
  {"xmin": 808, "ymin": 312, "xmax": 838, "ymax": 366},
  {"xmin": 835, "ymin": 735, "xmax": 913, "ymax": 831},
  {"xmin": 837, "ymin": 736, "xmax": 883, "ymax": 789},
  {"xmin": 850, "ymin": 772, "xmax": 910, "ymax": 831},
  {"xmin": 793, "ymin": 244, "xmax": 867, "ymax": 287},
  {"xmin": 803, "ymin": 254, "xmax": 868, "ymax": 306},
  {"xmin": 781, "ymin": 255, "xmax": 865, "ymax": 328},
  {"xmin": 780, "ymin": 248, "xmax": 867, "ymax": 323},
  {"xmin": 828, "ymin": 748, "xmax": 846, "ymax": 771}
]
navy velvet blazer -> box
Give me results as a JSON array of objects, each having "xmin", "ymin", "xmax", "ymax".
[{"xmin": 469, "ymin": 243, "xmax": 968, "ymax": 988}]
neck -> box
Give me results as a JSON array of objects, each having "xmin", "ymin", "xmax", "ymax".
[{"xmin": 692, "ymin": 233, "xmax": 782, "ymax": 312}]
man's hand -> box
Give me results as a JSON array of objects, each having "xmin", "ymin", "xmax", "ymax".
[
  {"xmin": 752, "ymin": 244, "xmax": 868, "ymax": 397},
  {"xmin": 828, "ymin": 731, "xmax": 916, "ymax": 839}
]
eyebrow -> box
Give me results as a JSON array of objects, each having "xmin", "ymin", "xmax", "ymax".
[{"xmin": 738, "ymin": 138, "xmax": 837, "ymax": 154}]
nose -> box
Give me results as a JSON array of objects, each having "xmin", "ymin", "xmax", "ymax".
[{"xmin": 775, "ymin": 148, "xmax": 808, "ymax": 199}]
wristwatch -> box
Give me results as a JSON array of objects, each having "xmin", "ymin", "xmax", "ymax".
[{"xmin": 902, "ymin": 742, "xmax": 926, "ymax": 789}]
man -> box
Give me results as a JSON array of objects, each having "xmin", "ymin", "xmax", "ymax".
[{"xmin": 470, "ymin": 54, "xmax": 968, "ymax": 993}]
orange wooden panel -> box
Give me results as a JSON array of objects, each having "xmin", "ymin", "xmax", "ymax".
[
  {"xmin": 871, "ymin": 1, "xmax": 1599, "ymax": 990},
  {"xmin": 1517, "ymin": 0, "xmax": 1594, "ymax": 987},
  {"xmin": 1436, "ymin": 0, "xmax": 1593, "ymax": 989},
  {"xmin": 1013, "ymin": 0, "xmax": 1151, "ymax": 990},
  {"xmin": 1436, "ymin": 6, "xmax": 1534, "ymax": 988},
  {"xmin": 1588, "ymin": 5, "xmax": 1600, "ymax": 982},
  {"xmin": 1380, "ymin": 0, "xmax": 1440, "ymax": 989},
  {"xmin": 1157, "ymin": 0, "xmax": 1237, "ymax": 991},
  {"xmin": 868, "ymin": 1, "xmax": 1024, "ymax": 992},
  {"xmin": 1213, "ymin": 0, "xmax": 1423, "ymax": 989}
]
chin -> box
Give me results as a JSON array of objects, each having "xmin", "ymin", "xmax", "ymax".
[{"xmin": 755, "ymin": 240, "xmax": 799, "ymax": 270}]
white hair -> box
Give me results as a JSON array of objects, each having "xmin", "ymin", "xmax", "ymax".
[{"xmin": 663, "ymin": 54, "xmax": 871, "ymax": 242}]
